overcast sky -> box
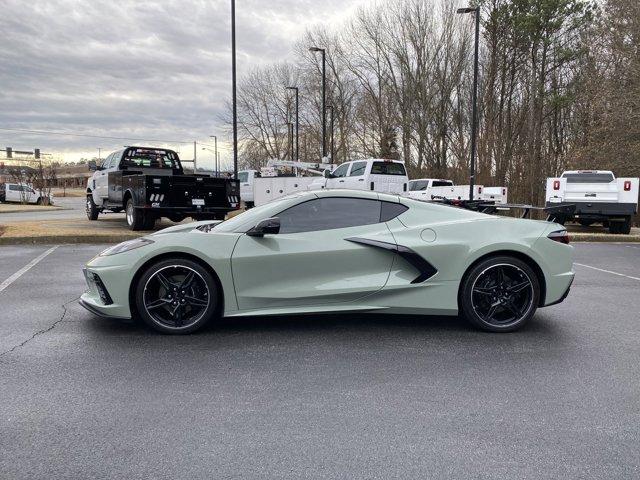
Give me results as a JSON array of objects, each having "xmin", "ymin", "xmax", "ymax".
[{"xmin": 0, "ymin": 0, "xmax": 367, "ymax": 167}]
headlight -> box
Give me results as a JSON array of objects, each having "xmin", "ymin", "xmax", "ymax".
[{"xmin": 99, "ymin": 238, "xmax": 154, "ymax": 256}]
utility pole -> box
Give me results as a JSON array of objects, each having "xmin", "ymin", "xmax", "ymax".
[
  {"xmin": 286, "ymin": 86, "xmax": 299, "ymax": 162},
  {"xmin": 98, "ymin": 148, "xmax": 101, "ymax": 160},
  {"xmin": 210, "ymin": 135, "xmax": 218, "ymax": 176},
  {"xmin": 231, "ymin": 0, "xmax": 239, "ymax": 179},
  {"xmin": 326, "ymin": 105, "xmax": 335, "ymax": 163},
  {"xmin": 457, "ymin": 6, "xmax": 480, "ymax": 201},
  {"xmin": 309, "ymin": 47, "xmax": 327, "ymax": 160},
  {"xmin": 193, "ymin": 141, "xmax": 197, "ymax": 171}
]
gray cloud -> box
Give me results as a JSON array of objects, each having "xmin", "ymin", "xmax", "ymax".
[{"xmin": 0, "ymin": 0, "xmax": 365, "ymax": 163}]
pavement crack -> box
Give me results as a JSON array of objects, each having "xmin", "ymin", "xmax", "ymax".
[{"xmin": 0, "ymin": 295, "xmax": 80, "ymax": 359}]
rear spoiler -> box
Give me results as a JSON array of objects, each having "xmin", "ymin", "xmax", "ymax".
[{"xmin": 428, "ymin": 196, "xmax": 575, "ymax": 221}]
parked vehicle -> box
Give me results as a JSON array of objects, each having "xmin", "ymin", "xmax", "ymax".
[
  {"xmin": 86, "ymin": 147, "xmax": 240, "ymax": 231},
  {"xmin": 403, "ymin": 178, "xmax": 508, "ymax": 204},
  {"xmin": 546, "ymin": 170, "xmax": 639, "ymax": 234},
  {"xmin": 80, "ymin": 189, "xmax": 574, "ymax": 335},
  {"xmin": 239, "ymin": 167, "xmax": 321, "ymax": 208},
  {"xmin": 0, "ymin": 183, "xmax": 53, "ymax": 205},
  {"xmin": 308, "ymin": 159, "xmax": 409, "ymax": 194}
]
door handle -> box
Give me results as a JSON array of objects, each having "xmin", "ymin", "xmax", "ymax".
[
  {"xmin": 358, "ymin": 179, "xmax": 364, "ymax": 181},
  {"xmin": 339, "ymin": 180, "xmax": 345, "ymax": 183}
]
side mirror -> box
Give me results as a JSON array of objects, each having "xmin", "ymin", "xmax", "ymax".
[
  {"xmin": 247, "ymin": 217, "xmax": 280, "ymax": 237},
  {"xmin": 88, "ymin": 160, "xmax": 97, "ymax": 171},
  {"xmin": 323, "ymin": 169, "xmax": 334, "ymax": 179}
]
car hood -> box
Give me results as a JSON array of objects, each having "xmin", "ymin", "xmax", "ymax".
[{"xmin": 150, "ymin": 220, "xmax": 221, "ymax": 236}]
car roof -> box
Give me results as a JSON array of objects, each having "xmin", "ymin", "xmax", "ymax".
[{"xmin": 314, "ymin": 189, "xmax": 400, "ymax": 203}]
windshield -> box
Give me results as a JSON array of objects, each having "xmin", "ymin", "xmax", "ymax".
[
  {"xmin": 562, "ymin": 172, "xmax": 614, "ymax": 184},
  {"xmin": 370, "ymin": 161, "xmax": 406, "ymax": 176},
  {"xmin": 121, "ymin": 148, "xmax": 181, "ymax": 169}
]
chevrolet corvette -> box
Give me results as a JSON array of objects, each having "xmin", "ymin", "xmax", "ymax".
[{"xmin": 80, "ymin": 189, "xmax": 574, "ymax": 334}]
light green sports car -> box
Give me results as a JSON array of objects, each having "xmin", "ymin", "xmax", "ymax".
[{"xmin": 80, "ymin": 189, "xmax": 574, "ymax": 334}]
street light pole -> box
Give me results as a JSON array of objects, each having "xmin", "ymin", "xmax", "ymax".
[
  {"xmin": 231, "ymin": 0, "xmax": 238, "ymax": 179},
  {"xmin": 326, "ymin": 105, "xmax": 334, "ymax": 163},
  {"xmin": 210, "ymin": 135, "xmax": 218, "ymax": 176},
  {"xmin": 285, "ymin": 86, "xmax": 299, "ymax": 162},
  {"xmin": 309, "ymin": 47, "xmax": 327, "ymax": 160},
  {"xmin": 457, "ymin": 6, "xmax": 480, "ymax": 201}
]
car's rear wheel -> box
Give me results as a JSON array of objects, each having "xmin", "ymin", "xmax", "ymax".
[
  {"xmin": 135, "ymin": 258, "xmax": 218, "ymax": 334},
  {"xmin": 460, "ymin": 256, "xmax": 540, "ymax": 332}
]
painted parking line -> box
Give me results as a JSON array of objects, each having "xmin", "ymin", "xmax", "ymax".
[
  {"xmin": 574, "ymin": 262, "xmax": 640, "ymax": 282},
  {"xmin": 0, "ymin": 246, "xmax": 59, "ymax": 293}
]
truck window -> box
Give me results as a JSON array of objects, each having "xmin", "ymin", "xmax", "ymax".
[
  {"xmin": 409, "ymin": 180, "xmax": 429, "ymax": 191},
  {"xmin": 562, "ymin": 173, "xmax": 614, "ymax": 183},
  {"xmin": 238, "ymin": 171, "xmax": 249, "ymax": 183},
  {"xmin": 432, "ymin": 180, "xmax": 453, "ymax": 187},
  {"xmin": 370, "ymin": 162, "xmax": 406, "ymax": 176},
  {"xmin": 121, "ymin": 148, "xmax": 179, "ymax": 169},
  {"xmin": 332, "ymin": 163, "xmax": 350, "ymax": 178},
  {"xmin": 348, "ymin": 161, "xmax": 367, "ymax": 177}
]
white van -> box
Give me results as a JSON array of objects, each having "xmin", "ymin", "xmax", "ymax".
[
  {"xmin": 309, "ymin": 159, "xmax": 409, "ymax": 194},
  {"xmin": 0, "ymin": 183, "xmax": 53, "ymax": 205}
]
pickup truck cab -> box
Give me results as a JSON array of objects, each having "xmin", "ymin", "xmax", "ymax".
[
  {"xmin": 86, "ymin": 146, "xmax": 240, "ymax": 230},
  {"xmin": 546, "ymin": 170, "xmax": 639, "ymax": 234},
  {"xmin": 309, "ymin": 159, "xmax": 409, "ymax": 194},
  {"xmin": 0, "ymin": 183, "xmax": 53, "ymax": 205}
]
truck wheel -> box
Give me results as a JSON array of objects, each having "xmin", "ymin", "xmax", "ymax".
[
  {"xmin": 620, "ymin": 216, "xmax": 632, "ymax": 235},
  {"xmin": 143, "ymin": 214, "xmax": 157, "ymax": 230},
  {"xmin": 86, "ymin": 196, "xmax": 99, "ymax": 220},
  {"xmin": 609, "ymin": 222, "xmax": 621, "ymax": 234},
  {"xmin": 579, "ymin": 220, "xmax": 594, "ymax": 227},
  {"xmin": 125, "ymin": 198, "xmax": 144, "ymax": 231}
]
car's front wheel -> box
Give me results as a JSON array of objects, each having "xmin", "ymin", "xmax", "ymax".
[
  {"xmin": 135, "ymin": 258, "xmax": 219, "ymax": 334},
  {"xmin": 460, "ymin": 256, "xmax": 540, "ymax": 332}
]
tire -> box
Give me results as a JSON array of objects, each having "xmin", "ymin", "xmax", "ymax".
[
  {"xmin": 86, "ymin": 195, "xmax": 99, "ymax": 220},
  {"xmin": 609, "ymin": 222, "xmax": 621, "ymax": 234},
  {"xmin": 36, "ymin": 197, "xmax": 43, "ymax": 205},
  {"xmin": 142, "ymin": 214, "xmax": 157, "ymax": 230},
  {"xmin": 619, "ymin": 216, "xmax": 632, "ymax": 235},
  {"xmin": 134, "ymin": 258, "xmax": 219, "ymax": 334},
  {"xmin": 552, "ymin": 216, "xmax": 566, "ymax": 226},
  {"xmin": 125, "ymin": 198, "xmax": 144, "ymax": 231},
  {"xmin": 168, "ymin": 215, "xmax": 186, "ymax": 223},
  {"xmin": 578, "ymin": 219, "xmax": 594, "ymax": 227},
  {"xmin": 459, "ymin": 256, "xmax": 540, "ymax": 333}
]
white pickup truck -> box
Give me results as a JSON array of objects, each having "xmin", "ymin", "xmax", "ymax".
[
  {"xmin": 546, "ymin": 170, "xmax": 639, "ymax": 234},
  {"xmin": 403, "ymin": 178, "xmax": 508, "ymax": 204},
  {"xmin": 240, "ymin": 159, "xmax": 409, "ymax": 207},
  {"xmin": 0, "ymin": 183, "xmax": 53, "ymax": 205}
]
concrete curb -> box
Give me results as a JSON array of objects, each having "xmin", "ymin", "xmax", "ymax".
[
  {"xmin": 0, "ymin": 232, "xmax": 638, "ymax": 246},
  {"xmin": 0, "ymin": 234, "xmax": 143, "ymax": 245}
]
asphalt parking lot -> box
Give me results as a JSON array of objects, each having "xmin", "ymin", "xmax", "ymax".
[{"xmin": 1, "ymin": 243, "xmax": 639, "ymax": 479}]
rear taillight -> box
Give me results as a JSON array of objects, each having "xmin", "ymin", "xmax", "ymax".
[
  {"xmin": 370, "ymin": 182, "xmax": 374, "ymax": 191},
  {"xmin": 553, "ymin": 180, "xmax": 560, "ymax": 190},
  {"xmin": 403, "ymin": 183, "xmax": 407, "ymax": 192},
  {"xmin": 478, "ymin": 186, "xmax": 483, "ymax": 194},
  {"xmin": 548, "ymin": 230, "xmax": 570, "ymax": 244},
  {"xmin": 624, "ymin": 180, "xmax": 631, "ymax": 191},
  {"xmin": 502, "ymin": 188, "xmax": 506, "ymax": 195}
]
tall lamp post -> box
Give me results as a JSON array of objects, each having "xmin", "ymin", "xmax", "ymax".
[
  {"xmin": 231, "ymin": 0, "xmax": 238, "ymax": 179},
  {"xmin": 285, "ymin": 86, "xmax": 299, "ymax": 162},
  {"xmin": 210, "ymin": 135, "xmax": 218, "ymax": 175},
  {"xmin": 326, "ymin": 105, "xmax": 334, "ymax": 163},
  {"xmin": 309, "ymin": 46, "xmax": 327, "ymax": 161},
  {"xmin": 457, "ymin": 6, "xmax": 480, "ymax": 201}
]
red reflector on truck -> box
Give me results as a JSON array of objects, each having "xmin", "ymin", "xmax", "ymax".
[
  {"xmin": 553, "ymin": 180, "xmax": 560, "ymax": 190},
  {"xmin": 624, "ymin": 181, "xmax": 631, "ymax": 191}
]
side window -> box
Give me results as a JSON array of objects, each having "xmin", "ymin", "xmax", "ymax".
[
  {"xmin": 9, "ymin": 184, "xmax": 19, "ymax": 191},
  {"xmin": 238, "ymin": 172, "xmax": 249, "ymax": 183},
  {"xmin": 349, "ymin": 161, "xmax": 367, "ymax": 177},
  {"xmin": 332, "ymin": 163, "xmax": 349, "ymax": 178},
  {"xmin": 380, "ymin": 201, "xmax": 408, "ymax": 221},
  {"xmin": 102, "ymin": 153, "xmax": 113, "ymax": 169},
  {"xmin": 277, "ymin": 197, "xmax": 382, "ymax": 234}
]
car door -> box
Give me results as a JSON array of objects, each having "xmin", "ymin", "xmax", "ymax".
[
  {"xmin": 326, "ymin": 162, "xmax": 350, "ymax": 189},
  {"xmin": 94, "ymin": 153, "xmax": 113, "ymax": 201},
  {"xmin": 231, "ymin": 196, "xmax": 398, "ymax": 310},
  {"xmin": 344, "ymin": 160, "xmax": 367, "ymax": 190}
]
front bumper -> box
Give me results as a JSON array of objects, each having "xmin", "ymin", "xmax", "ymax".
[{"xmin": 79, "ymin": 264, "xmax": 133, "ymax": 319}]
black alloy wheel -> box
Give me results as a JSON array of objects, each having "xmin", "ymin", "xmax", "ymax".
[
  {"xmin": 135, "ymin": 259, "xmax": 218, "ymax": 334},
  {"xmin": 460, "ymin": 256, "xmax": 540, "ymax": 332}
]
